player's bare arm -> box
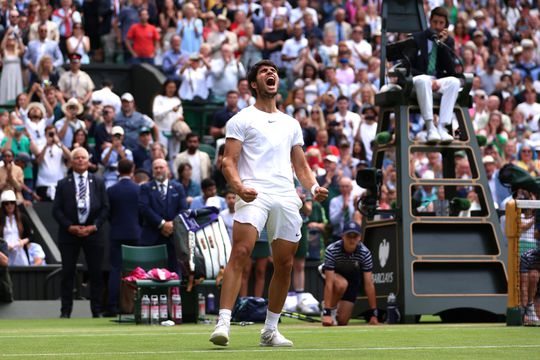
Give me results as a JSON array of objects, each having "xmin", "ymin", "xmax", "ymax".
[
  {"xmin": 291, "ymin": 145, "xmax": 328, "ymax": 202},
  {"xmin": 222, "ymin": 137, "xmax": 258, "ymax": 202}
]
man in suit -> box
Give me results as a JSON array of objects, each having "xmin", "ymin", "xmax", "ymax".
[
  {"xmin": 139, "ymin": 158, "xmax": 187, "ymax": 271},
  {"xmin": 410, "ymin": 6, "xmax": 460, "ymax": 144},
  {"xmin": 105, "ymin": 159, "xmax": 141, "ymax": 316},
  {"xmin": 323, "ymin": 8, "xmax": 351, "ymax": 42},
  {"xmin": 53, "ymin": 147, "xmax": 109, "ymax": 318}
]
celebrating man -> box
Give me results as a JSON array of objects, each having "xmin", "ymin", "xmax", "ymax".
[{"xmin": 210, "ymin": 60, "xmax": 328, "ymax": 347}]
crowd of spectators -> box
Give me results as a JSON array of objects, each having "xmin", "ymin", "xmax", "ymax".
[{"xmin": 0, "ymin": 0, "xmax": 539, "ymax": 298}]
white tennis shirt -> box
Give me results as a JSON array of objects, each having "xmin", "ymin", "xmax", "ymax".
[{"xmin": 226, "ymin": 105, "xmax": 304, "ymax": 195}]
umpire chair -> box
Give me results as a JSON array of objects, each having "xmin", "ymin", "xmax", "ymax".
[{"xmin": 358, "ymin": 0, "xmax": 508, "ymax": 322}]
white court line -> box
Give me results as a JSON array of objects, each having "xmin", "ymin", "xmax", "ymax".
[
  {"xmin": 0, "ymin": 326, "xmax": 525, "ymax": 338},
  {"xmin": 2, "ymin": 344, "xmax": 540, "ymax": 357},
  {"xmin": 0, "ymin": 324, "xmax": 519, "ymax": 336}
]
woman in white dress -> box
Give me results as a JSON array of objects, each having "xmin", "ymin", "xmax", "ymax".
[
  {"xmin": 152, "ymin": 80, "xmax": 186, "ymax": 158},
  {"xmin": 0, "ymin": 32, "xmax": 24, "ymax": 104},
  {"xmin": 0, "ymin": 190, "xmax": 33, "ymax": 266}
]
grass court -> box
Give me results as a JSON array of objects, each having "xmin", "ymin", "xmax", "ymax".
[{"xmin": 1, "ymin": 317, "xmax": 539, "ymax": 360}]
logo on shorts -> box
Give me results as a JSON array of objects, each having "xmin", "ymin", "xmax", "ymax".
[
  {"xmin": 295, "ymin": 233, "xmax": 301, "ymax": 237},
  {"xmin": 379, "ymin": 239, "xmax": 390, "ymax": 268}
]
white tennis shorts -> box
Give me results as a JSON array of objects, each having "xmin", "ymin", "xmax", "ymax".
[{"xmin": 233, "ymin": 192, "xmax": 303, "ymax": 243}]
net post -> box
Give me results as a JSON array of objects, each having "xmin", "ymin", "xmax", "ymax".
[{"xmin": 505, "ymin": 199, "xmax": 522, "ymax": 325}]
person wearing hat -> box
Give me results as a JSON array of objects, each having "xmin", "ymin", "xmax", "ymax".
[
  {"xmin": 101, "ymin": 126, "xmax": 133, "ymax": 188},
  {"xmin": 57, "ymin": 52, "xmax": 94, "ymax": 104},
  {"xmin": 125, "ymin": 8, "xmax": 160, "ymax": 65},
  {"xmin": 178, "ymin": 52, "xmax": 212, "ymax": 101},
  {"xmin": 207, "ymin": 14, "xmax": 238, "ymax": 59},
  {"xmin": 114, "ymin": 93, "xmax": 159, "ymax": 151},
  {"xmin": 132, "ymin": 126, "xmax": 153, "ymax": 170},
  {"xmin": 320, "ymin": 221, "xmax": 378, "ymax": 326},
  {"xmin": 409, "ymin": 6, "xmax": 460, "ymax": 144},
  {"xmin": 55, "ymin": 97, "xmax": 86, "ymax": 148},
  {"xmin": 0, "ymin": 190, "xmax": 34, "ymax": 266},
  {"xmin": 516, "ymin": 39, "xmax": 539, "ymax": 83},
  {"xmin": 337, "ymin": 139, "xmax": 359, "ymax": 179}
]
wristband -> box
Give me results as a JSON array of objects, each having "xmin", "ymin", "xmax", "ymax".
[
  {"xmin": 367, "ymin": 308, "xmax": 379, "ymax": 318},
  {"xmin": 322, "ymin": 308, "xmax": 333, "ymax": 316},
  {"xmin": 310, "ymin": 184, "xmax": 319, "ymax": 197}
]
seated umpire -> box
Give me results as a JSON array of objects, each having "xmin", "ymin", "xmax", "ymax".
[{"xmin": 320, "ymin": 221, "xmax": 378, "ymax": 326}]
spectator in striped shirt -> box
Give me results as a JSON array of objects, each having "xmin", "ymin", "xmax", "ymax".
[{"xmin": 320, "ymin": 221, "xmax": 378, "ymax": 326}]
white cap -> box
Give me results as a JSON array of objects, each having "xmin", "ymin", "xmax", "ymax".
[
  {"xmin": 521, "ymin": 39, "xmax": 535, "ymax": 48},
  {"xmin": 205, "ymin": 196, "xmax": 221, "ymax": 208},
  {"xmin": 112, "ymin": 126, "xmax": 124, "ymax": 136},
  {"xmin": 0, "ymin": 190, "xmax": 17, "ymax": 203},
  {"xmin": 324, "ymin": 155, "xmax": 338, "ymax": 163},
  {"xmin": 121, "ymin": 93, "xmax": 134, "ymax": 102},
  {"xmin": 482, "ymin": 155, "xmax": 495, "ymax": 164}
]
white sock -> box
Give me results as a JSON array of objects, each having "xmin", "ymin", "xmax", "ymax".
[
  {"xmin": 425, "ymin": 119, "xmax": 434, "ymax": 131},
  {"xmin": 218, "ymin": 309, "xmax": 232, "ymax": 325},
  {"xmin": 295, "ymin": 290, "xmax": 304, "ymax": 303},
  {"xmin": 264, "ymin": 310, "xmax": 281, "ymax": 331}
]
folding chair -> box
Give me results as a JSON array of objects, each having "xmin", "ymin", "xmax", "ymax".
[{"xmin": 119, "ymin": 244, "xmax": 181, "ymax": 324}]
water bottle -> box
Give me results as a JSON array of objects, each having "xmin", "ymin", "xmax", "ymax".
[
  {"xmin": 198, "ymin": 293, "xmax": 206, "ymax": 320},
  {"xmin": 206, "ymin": 293, "xmax": 215, "ymax": 314},
  {"xmin": 140, "ymin": 294, "xmax": 150, "ymax": 325},
  {"xmin": 171, "ymin": 294, "xmax": 182, "ymax": 325},
  {"xmin": 159, "ymin": 294, "xmax": 168, "ymax": 321},
  {"xmin": 150, "ymin": 295, "xmax": 159, "ymax": 325},
  {"xmin": 386, "ymin": 292, "xmax": 400, "ymax": 324}
]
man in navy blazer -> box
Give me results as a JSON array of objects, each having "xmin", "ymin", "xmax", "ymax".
[
  {"xmin": 53, "ymin": 148, "xmax": 109, "ymax": 318},
  {"xmin": 409, "ymin": 6, "xmax": 460, "ymax": 144},
  {"xmin": 139, "ymin": 158, "xmax": 187, "ymax": 271},
  {"xmin": 105, "ymin": 159, "xmax": 141, "ymax": 316}
]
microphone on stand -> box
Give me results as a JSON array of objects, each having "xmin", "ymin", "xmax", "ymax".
[
  {"xmin": 428, "ymin": 29, "xmax": 443, "ymax": 46},
  {"xmin": 428, "ymin": 29, "xmax": 465, "ymax": 71}
]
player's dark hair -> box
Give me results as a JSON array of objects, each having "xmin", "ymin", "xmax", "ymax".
[{"xmin": 247, "ymin": 60, "xmax": 278, "ymax": 98}]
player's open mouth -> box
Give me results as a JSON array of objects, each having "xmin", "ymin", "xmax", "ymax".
[{"xmin": 266, "ymin": 77, "xmax": 276, "ymax": 86}]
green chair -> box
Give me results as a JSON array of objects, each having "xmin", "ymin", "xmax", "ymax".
[
  {"xmin": 199, "ymin": 143, "xmax": 216, "ymax": 163},
  {"xmin": 120, "ymin": 244, "xmax": 181, "ymax": 323}
]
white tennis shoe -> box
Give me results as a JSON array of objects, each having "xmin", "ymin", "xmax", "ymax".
[
  {"xmin": 259, "ymin": 328, "xmax": 293, "ymax": 347},
  {"xmin": 209, "ymin": 318, "xmax": 230, "ymax": 346}
]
